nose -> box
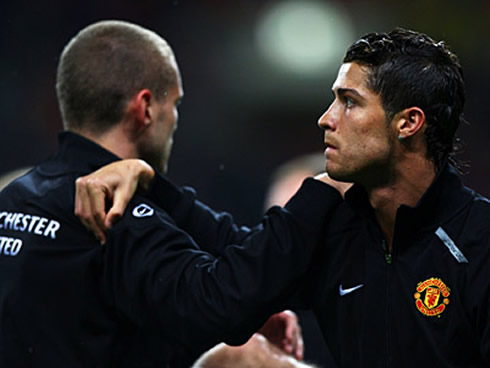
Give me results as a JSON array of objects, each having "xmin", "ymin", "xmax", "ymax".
[{"xmin": 317, "ymin": 102, "xmax": 337, "ymax": 131}]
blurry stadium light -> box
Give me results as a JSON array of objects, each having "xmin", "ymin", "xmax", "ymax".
[{"xmin": 256, "ymin": 0, "xmax": 354, "ymax": 76}]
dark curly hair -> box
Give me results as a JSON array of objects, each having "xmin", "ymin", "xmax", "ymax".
[{"xmin": 344, "ymin": 28, "xmax": 466, "ymax": 171}]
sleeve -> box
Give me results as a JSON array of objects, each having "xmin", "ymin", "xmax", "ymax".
[
  {"xmin": 104, "ymin": 181, "xmax": 341, "ymax": 355},
  {"xmin": 146, "ymin": 172, "xmax": 338, "ymax": 256}
]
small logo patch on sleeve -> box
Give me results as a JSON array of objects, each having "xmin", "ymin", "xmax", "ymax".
[
  {"xmin": 132, "ymin": 204, "xmax": 154, "ymax": 218},
  {"xmin": 414, "ymin": 277, "xmax": 450, "ymax": 317}
]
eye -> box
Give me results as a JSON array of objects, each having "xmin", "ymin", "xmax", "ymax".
[{"xmin": 345, "ymin": 96, "xmax": 355, "ymax": 108}]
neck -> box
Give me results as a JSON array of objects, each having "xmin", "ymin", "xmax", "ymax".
[
  {"xmin": 73, "ymin": 125, "xmax": 139, "ymax": 160},
  {"xmin": 365, "ymin": 156, "xmax": 436, "ymax": 251}
]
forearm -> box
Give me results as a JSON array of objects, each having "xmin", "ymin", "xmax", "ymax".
[
  {"xmin": 147, "ymin": 174, "xmax": 341, "ymax": 256},
  {"xmin": 146, "ymin": 172, "xmax": 257, "ymax": 255}
]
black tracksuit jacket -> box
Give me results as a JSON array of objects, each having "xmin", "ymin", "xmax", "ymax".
[
  {"xmin": 154, "ymin": 161, "xmax": 490, "ymax": 367},
  {"xmin": 0, "ymin": 132, "xmax": 342, "ymax": 367}
]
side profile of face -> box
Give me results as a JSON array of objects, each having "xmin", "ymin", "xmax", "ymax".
[
  {"xmin": 318, "ymin": 62, "xmax": 396, "ymax": 185},
  {"xmin": 141, "ymin": 65, "xmax": 183, "ymax": 173}
]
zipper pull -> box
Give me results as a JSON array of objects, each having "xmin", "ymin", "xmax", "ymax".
[{"xmin": 381, "ymin": 239, "xmax": 392, "ymax": 264}]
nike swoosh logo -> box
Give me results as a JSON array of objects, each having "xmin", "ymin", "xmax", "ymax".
[{"xmin": 339, "ymin": 284, "xmax": 364, "ymax": 296}]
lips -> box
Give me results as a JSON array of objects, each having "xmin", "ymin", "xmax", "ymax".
[
  {"xmin": 324, "ymin": 139, "xmax": 337, "ymax": 151},
  {"xmin": 324, "ymin": 138, "xmax": 339, "ymax": 159}
]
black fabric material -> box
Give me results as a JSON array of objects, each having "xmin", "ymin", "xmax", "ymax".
[
  {"xmin": 0, "ymin": 132, "xmax": 342, "ymax": 367},
  {"xmin": 309, "ymin": 164, "xmax": 490, "ymax": 367},
  {"xmin": 156, "ymin": 162, "xmax": 490, "ymax": 367}
]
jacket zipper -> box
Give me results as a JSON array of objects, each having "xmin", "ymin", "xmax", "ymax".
[{"xmin": 382, "ymin": 239, "xmax": 392, "ymax": 368}]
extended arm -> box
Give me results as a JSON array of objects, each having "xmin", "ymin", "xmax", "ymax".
[
  {"xmin": 75, "ymin": 160, "xmax": 348, "ymax": 255},
  {"xmin": 104, "ymin": 179, "xmax": 341, "ymax": 355}
]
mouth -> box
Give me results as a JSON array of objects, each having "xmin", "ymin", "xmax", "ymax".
[
  {"xmin": 323, "ymin": 139, "xmax": 339, "ymax": 159},
  {"xmin": 324, "ymin": 140, "xmax": 337, "ymax": 151}
]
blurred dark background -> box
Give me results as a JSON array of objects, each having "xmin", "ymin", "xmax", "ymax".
[{"xmin": 2, "ymin": 0, "xmax": 489, "ymax": 224}]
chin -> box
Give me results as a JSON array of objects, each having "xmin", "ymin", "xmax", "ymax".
[
  {"xmin": 152, "ymin": 153, "xmax": 169, "ymax": 174},
  {"xmin": 326, "ymin": 167, "xmax": 355, "ymax": 183},
  {"xmin": 160, "ymin": 156, "xmax": 170, "ymax": 174}
]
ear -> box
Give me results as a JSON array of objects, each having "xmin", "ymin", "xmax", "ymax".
[
  {"xmin": 396, "ymin": 107, "xmax": 426, "ymax": 140},
  {"xmin": 127, "ymin": 89, "xmax": 153, "ymax": 128}
]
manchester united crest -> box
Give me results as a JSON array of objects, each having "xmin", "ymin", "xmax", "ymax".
[{"xmin": 414, "ymin": 277, "xmax": 450, "ymax": 317}]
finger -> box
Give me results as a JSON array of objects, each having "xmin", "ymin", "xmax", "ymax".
[
  {"xmin": 75, "ymin": 177, "xmax": 106, "ymax": 244},
  {"xmin": 281, "ymin": 326, "xmax": 295, "ymax": 354},
  {"xmin": 85, "ymin": 178, "xmax": 110, "ymax": 238},
  {"xmin": 75, "ymin": 177, "xmax": 96, "ymax": 231},
  {"xmin": 294, "ymin": 333, "xmax": 304, "ymax": 361},
  {"xmin": 82, "ymin": 178, "xmax": 108, "ymax": 244},
  {"xmin": 74, "ymin": 177, "xmax": 85, "ymax": 220},
  {"xmin": 282, "ymin": 338, "xmax": 293, "ymax": 354},
  {"xmin": 87, "ymin": 179, "xmax": 109, "ymax": 227},
  {"xmin": 282, "ymin": 310, "xmax": 301, "ymax": 357},
  {"xmin": 291, "ymin": 322, "xmax": 303, "ymax": 360},
  {"xmin": 105, "ymin": 194, "xmax": 128, "ymax": 229},
  {"xmin": 105, "ymin": 181, "xmax": 136, "ymax": 229},
  {"xmin": 283, "ymin": 310, "xmax": 297, "ymax": 341}
]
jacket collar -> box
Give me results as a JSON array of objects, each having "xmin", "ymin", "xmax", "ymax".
[
  {"xmin": 345, "ymin": 162, "xmax": 472, "ymax": 234},
  {"xmin": 38, "ymin": 131, "xmax": 121, "ymax": 176}
]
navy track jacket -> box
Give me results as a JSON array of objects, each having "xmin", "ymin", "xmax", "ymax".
[
  {"xmin": 0, "ymin": 132, "xmax": 342, "ymax": 367},
  {"xmin": 154, "ymin": 162, "xmax": 490, "ymax": 367}
]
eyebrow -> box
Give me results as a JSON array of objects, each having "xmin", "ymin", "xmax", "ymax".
[{"xmin": 334, "ymin": 88, "xmax": 364, "ymax": 99}]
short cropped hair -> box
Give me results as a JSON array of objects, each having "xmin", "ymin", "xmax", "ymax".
[
  {"xmin": 56, "ymin": 20, "xmax": 177, "ymax": 133},
  {"xmin": 344, "ymin": 28, "xmax": 466, "ymax": 170}
]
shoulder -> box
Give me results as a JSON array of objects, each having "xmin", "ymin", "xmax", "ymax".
[
  {"xmin": 2, "ymin": 166, "xmax": 76, "ymax": 200},
  {"xmin": 109, "ymin": 195, "xmax": 198, "ymax": 247},
  {"xmin": 114, "ymin": 197, "xmax": 172, "ymax": 233},
  {"xmin": 462, "ymin": 188, "xmax": 490, "ymax": 228},
  {"xmin": 449, "ymin": 189, "xmax": 490, "ymax": 258},
  {"xmin": 472, "ymin": 191, "xmax": 490, "ymax": 208}
]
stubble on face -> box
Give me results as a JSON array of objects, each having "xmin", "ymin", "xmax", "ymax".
[{"xmin": 140, "ymin": 74, "xmax": 183, "ymax": 174}]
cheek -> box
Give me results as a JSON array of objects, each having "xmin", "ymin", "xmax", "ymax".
[
  {"xmin": 165, "ymin": 110, "xmax": 178, "ymax": 134},
  {"xmin": 359, "ymin": 125, "xmax": 371, "ymax": 135},
  {"xmin": 347, "ymin": 126, "xmax": 390, "ymax": 160},
  {"xmin": 364, "ymin": 133, "xmax": 393, "ymax": 162},
  {"xmin": 157, "ymin": 112, "xmax": 174, "ymax": 138}
]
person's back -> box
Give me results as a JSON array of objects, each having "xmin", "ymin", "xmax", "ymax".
[
  {"xmin": 0, "ymin": 163, "xmax": 116, "ymax": 365},
  {"xmin": 0, "ymin": 149, "xmax": 178, "ymax": 366},
  {"xmin": 0, "ymin": 20, "xmax": 193, "ymax": 365}
]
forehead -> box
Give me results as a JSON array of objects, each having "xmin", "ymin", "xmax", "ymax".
[{"xmin": 332, "ymin": 62, "xmax": 372, "ymax": 92}]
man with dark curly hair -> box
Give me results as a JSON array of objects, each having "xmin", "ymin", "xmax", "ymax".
[{"xmin": 77, "ymin": 28, "xmax": 490, "ymax": 367}]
